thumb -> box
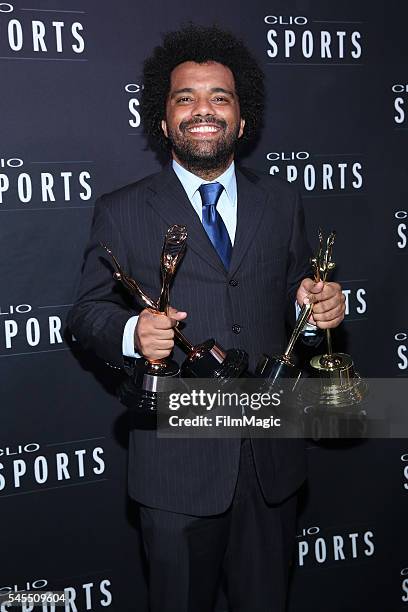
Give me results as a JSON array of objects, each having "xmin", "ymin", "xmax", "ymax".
[
  {"xmin": 168, "ymin": 307, "xmax": 188, "ymax": 324},
  {"xmin": 307, "ymin": 280, "xmax": 324, "ymax": 294}
]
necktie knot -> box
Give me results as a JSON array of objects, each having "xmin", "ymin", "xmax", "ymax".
[{"xmin": 199, "ymin": 182, "xmax": 224, "ymax": 208}]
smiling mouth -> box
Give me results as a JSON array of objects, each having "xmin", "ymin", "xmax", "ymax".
[{"xmin": 187, "ymin": 124, "xmax": 221, "ymax": 134}]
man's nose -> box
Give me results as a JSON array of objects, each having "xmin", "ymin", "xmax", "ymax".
[{"xmin": 192, "ymin": 95, "xmax": 213, "ymax": 116}]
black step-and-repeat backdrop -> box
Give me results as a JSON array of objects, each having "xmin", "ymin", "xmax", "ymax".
[{"xmin": 1, "ymin": 1, "xmax": 407, "ymax": 610}]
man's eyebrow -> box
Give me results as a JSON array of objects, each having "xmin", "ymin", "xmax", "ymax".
[
  {"xmin": 170, "ymin": 87, "xmax": 236, "ymax": 97},
  {"xmin": 170, "ymin": 88, "xmax": 194, "ymax": 98},
  {"xmin": 210, "ymin": 87, "xmax": 235, "ymax": 96}
]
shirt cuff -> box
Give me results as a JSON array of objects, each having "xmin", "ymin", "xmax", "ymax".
[
  {"xmin": 122, "ymin": 315, "xmax": 141, "ymax": 358},
  {"xmin": 295, "ymin": 301, "xmax": 317, "ymax": 335}
]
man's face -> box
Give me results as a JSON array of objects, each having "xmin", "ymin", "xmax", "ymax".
[{"xmin": 161, "ymin": 61, "xmax": 245, "ymax": 172}]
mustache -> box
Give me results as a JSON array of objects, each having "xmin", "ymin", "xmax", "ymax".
[{"xmin": 179, "ymin": 116, "xmax": 227, "ymax": 131}]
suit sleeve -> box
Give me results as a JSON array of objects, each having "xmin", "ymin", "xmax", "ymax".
[{"xmin": 67, "ymin": 195, "xmax": 136, "ymax": 369}]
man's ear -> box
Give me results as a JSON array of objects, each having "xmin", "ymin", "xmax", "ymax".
[
  {"xmin": 161, "ymin": 119, "xmax": 168, "ymax": 138},
  {"xmin": 238, "ymin": 118, "xmax": 245, "ymax": 139}
]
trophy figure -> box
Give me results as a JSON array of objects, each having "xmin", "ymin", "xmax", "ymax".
[
  {"xmin": 307, "ymin": 229, "xmax": 368, "ymax": 408},
  {"xmin": 102, "ymin": 225, "xmax": 187, "ymax": 412}
]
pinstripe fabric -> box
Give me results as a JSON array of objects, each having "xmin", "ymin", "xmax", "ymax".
[
  {"xmin": 139, "ymin": 440, "xmax": 297, "ymax": 612},
  {"xmin": 68, "ymin": 165, "xmax": 311, "ymax": 516}
]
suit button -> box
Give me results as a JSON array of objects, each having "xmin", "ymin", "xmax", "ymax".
[
  {"xmin": 232, "ymin": 324, "xmax": 241, "ymax": 334},
  {"xmin": 229, "ymin": 279, "xmax": 238, "ymax": 287}
]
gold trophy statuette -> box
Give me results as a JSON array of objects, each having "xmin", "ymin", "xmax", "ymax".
[{"xmin": 307, "ymin": 229, "xmax": 368, "ymax": 408}]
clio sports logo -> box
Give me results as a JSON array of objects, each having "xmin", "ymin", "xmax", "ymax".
[
  {"xmin": 297, "ymin": 524, "xmax": 375, "ymax": 568},
  {"xmin": 0, "ymin": 439, "xmax": 106, "ymax": 495},
  {"xmin": 393, "ymin": 84, "xmax": 408, "ymax": 126},
  {"xmin": 395, "ymin": 333, "xmax": 407, "ymax": 371},
  {"xmin": 395, "ymin": 210, "xmax": 407, "ymax": 249},
  {"xmin": 266, "ymin": 151, "xmax": 363, "ymax": 194},
  {"xmin": 264, "ymin": 15, "xmax": 362, "ymax": 63},
  {"xmin": 125, "ymin": 83, "xmax": 142, "ymax": 130},
  {"xmin": 0, "ymin": 157, "xmax": 92, "ymax": 209},
  {"xmin": 0, "ymin": 3, "xmax": 86, "ymax": 57}
]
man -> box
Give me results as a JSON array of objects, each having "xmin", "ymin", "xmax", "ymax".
[{"xmin": 68, "ymin": 25, "xmax": 345, "ymax": 612}]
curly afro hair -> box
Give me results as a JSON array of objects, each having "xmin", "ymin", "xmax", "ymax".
[{"xmin": 141, "ymin": 24, "xmax": 265, "ymax": 152}]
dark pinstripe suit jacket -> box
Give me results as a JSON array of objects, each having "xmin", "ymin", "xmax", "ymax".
[{"xmin": 68, "ymin": 164, "xmax": 312, "ymax": 516}]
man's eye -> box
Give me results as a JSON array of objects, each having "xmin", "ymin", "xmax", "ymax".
[
  {"xmin": 213, "ymin": 96, "xmax": 228, "ymax": 103},
  {"xmin": 177, "ymin": 96, "xmax": 193, "ymax": 103}
]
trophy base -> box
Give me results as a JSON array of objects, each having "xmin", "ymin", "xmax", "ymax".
[
  {"xmin": 180, "ymin": 339, "xmax": 248, "ymax": 381},
  {"xmin": 255, "ymin": 354, "xmax": 302, "ymax": 391},
  {"xmin": 307, "ymin": 352, "xmax": 368, "ymax": 408},
  {"xmin": 120, "ymin": 358, "xmax": 180, "ymax": 412},
  {"xmin": 214, "ymin": 348, "xmax": 249, "ymax": 381},
  {"xmin": 310, "ymin": 351, "xmax": 354, "ymax": 377},
  {"xmin": 119, "ymin": 381, "xmax": 158, "ymax": 413}
]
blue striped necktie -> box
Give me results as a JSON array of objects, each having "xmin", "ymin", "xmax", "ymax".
[{"xmin": 199, "ymin": 182, "xmax": 232, "ymax": 270}]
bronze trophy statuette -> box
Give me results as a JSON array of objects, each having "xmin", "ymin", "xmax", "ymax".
[
  {"xmin": 102, "ymin": 225, "xmax": 187, "ymax": 412},
  {"xmin": 102, "ymin": 225, "xmax": 249, "ymax": 411}
]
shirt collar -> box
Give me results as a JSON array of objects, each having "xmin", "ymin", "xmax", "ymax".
[{"xmin": 172, "ymin": 159, "xmax": 237, "ymax": 205}]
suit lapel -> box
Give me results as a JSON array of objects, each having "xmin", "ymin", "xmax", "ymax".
[
  {"xmin": 146, "ymin": 166, "xmax": 227, "ymax": 275},
  {"xmin": 229, "ymin": 167, "xmax": 268, "ymax": 276},
  {"xmin": 146, "ymin": 165, "xmax": 269, "ymax": 277}
]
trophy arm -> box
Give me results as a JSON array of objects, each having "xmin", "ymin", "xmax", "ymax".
[
  {"xmin": 283, "ymin": 302, "xmax": 313, "ymax": 361},
  {"xmin": 118, "ymin": 273, "xmax": 157, "ymax": 310},
  {"xmin": 100, "ymin": 242, "xmax": 157, "ymax": 310}
]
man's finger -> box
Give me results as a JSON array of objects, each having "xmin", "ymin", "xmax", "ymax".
[
  {"xmin": 168, "ymin": 306, "xmax": 187, "ymax": 317},
  {"xmin": 313, "ymin": 294, "xmax": 345, "ymax": 314},
  {"xmin": 149, "ymin": 313, "xmax": 175, "ymax": 330},
  {"xmin": 148, "ymin": 349, "xmax": 174, "ymax": 359},
  {"xmin": 300, "ymin": 278, "xmax": 316, "ymax": 292},
  {"xmin": 300, "ymin": 278, "xmax": 324, "ymax": 295},
  {"xmin": 318, "ymin": 282, "xmax": 342, "ymax": 301},
  {"xmin": 313, "ymin": 303, "xmax": 345, "ymax": 323},
  {"xmin": 153, "ymin": 328, "xmax": 175, "ymax": 340},
  {"xmin": 152, "ymin": 339, "xmax": 174, "ymax": 351},
  {"xmin": 316, "ymin": 315, "xmax": 345, "ymax": 330}
]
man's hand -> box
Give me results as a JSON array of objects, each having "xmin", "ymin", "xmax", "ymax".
[
  {"xmin": 135, "ymin": 307, "xmax": 187, "ymax": 360},
  {"xmin": 296, "ymin": 279, "xmax": 345, "ymax": 329}
]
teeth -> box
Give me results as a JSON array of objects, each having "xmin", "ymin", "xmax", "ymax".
[{"xmin": 189, "ymin": 125, "xmax": 219, "ymax": 133}]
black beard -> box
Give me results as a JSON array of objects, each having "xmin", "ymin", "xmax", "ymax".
[{"xmin": 167, "ymin": 118, "xmax": 240, "ymax": 173}]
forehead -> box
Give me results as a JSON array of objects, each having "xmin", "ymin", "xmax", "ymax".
[{"xmin": 169, "ymin": 61, "xmax": 236, "ymax": 91}]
